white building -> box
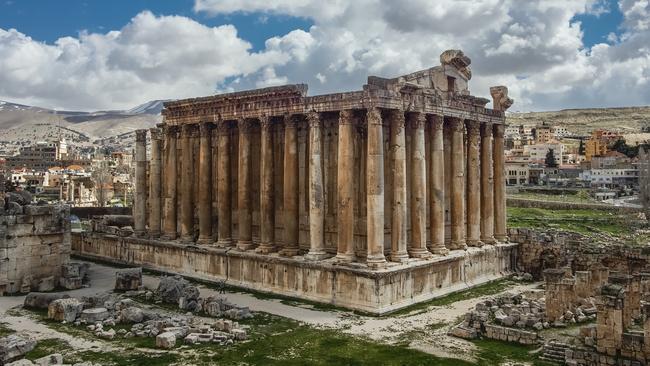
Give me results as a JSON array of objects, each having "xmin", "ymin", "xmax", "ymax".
[
  {"xmin": 523, "ymin": 141, "xmax": 564, "ymax": 165},
  {"xmin": 579, "ymin": 168, "xmax": 639, "ymax": 188},
  {"xmin": 551, "ymin": 126, "xmax": 570, "ymax": 138}
]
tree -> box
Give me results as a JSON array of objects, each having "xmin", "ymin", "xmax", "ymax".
[
  {"xmin": 545, "ymin": 148, "xmax": 558, "ymax": 168},
  {"xmin": 92, "ymin": 164, "xmax": 112, "ymax": 207},
  {"xmin": 578, "ymin": 139, "xmax": 585, "ymax": 155}
]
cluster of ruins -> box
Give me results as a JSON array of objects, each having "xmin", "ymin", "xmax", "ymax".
[{"xmin": 73, "ymin": 50, "xmax": 518, "ymax": 314}]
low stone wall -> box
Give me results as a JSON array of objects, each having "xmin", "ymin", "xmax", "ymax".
[
  {"xmin": 507, "ymin": 197, "xmax": 641, "ymax": 213},
  {"xmin": 484, "ymin": 324, "xmax": 538, "ymax": 345},
  {"xmin": 71, "ymin": 232, "xmax": 517, "ymax": 314},
  {"xmin": 70, "ymin": 207, "xmax": 132, "ymax": 219},
  {"xmin": 0, "ymin": 205, "xmax": 71, "ymax": 294}
]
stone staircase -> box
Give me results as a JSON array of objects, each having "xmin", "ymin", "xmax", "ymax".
[{"xmin": 539, "ymin": 340, "xmax": 570, "ymax": 364}]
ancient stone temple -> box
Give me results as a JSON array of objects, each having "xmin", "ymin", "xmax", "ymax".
[{"xmin": 74, "ymin": 50, "xmax": 517, "ymax": 314}]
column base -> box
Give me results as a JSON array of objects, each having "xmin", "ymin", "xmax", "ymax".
[
  {"xmin": 255, "ymin": 243, "xmax": 276, "ymax": 254},
  {"xmin": 149, "ymin": 231, "xmax": 161, "ymax": 239},
  {"xmin": 408, "ymin": 249, "xmax": 433, "ymax": 259},
  {"xmin": 197, "ymin": 236, "xmax": 212, "ymax": 245},
  {"xmin": 450, "ymin": 240, "xmax": 468, "ymax": 250},
  {"xmin": 366, "ymin": 255, "xmax": 387, "ymax": 269},
  {"xmin": 466, "ymin": 239, "xmax": 484, "ymax": 247},
  {"xmin": 304, "ymin": 251, "xmax": 330, "ymax": 261},
  {"xmin": 134, "ymin": 230, "xmax": 147, "ymax": 238},
  {"xmin": 214, "ymin": 238, "xmax": 233, "ymax": 247},
  {"xmin": 236, "ymin": 241, "xmax": 255, "ymax": 251},
  {"xmin": 180, "ymin": 235, "xmax": 194, "ymax": 243},
  {"xmin": 335, "ymin": 253, "xmax": 356, "ymax": 263},
  {"xmin": 495, "ymin": 235, "xmax": 509, "ymax": 242},
  {"xmin": 431, "ymin": 247, "xmax": 450, "ymax": 256},
  {"xmin": 481, "ymin": 237, "xmax": 497, "ymax": 245},
  {"xmin": 389, "ymin": 252, "xmax": 409, "ymax": 263},
  {"xmin": 279, "ymin": 247, "xmax": 300, "ymax": 257},
  {"xmin": 161, "ymin": 233, "xmax": 177, "ymax": 241}
]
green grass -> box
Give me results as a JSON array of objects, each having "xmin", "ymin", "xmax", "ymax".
[
  {"xmin": 24, "ymin": 338, "xmax": 70, "ymax": 360},
  {"xmin": 507, "ymin": 206, "xmax": 633, "ymax": 236},
  {"xmin": 0, "ymin": 322, "xmax": 15, "ymax": 337},
  {"xmin": 472, "ymin": 339, "xmax": 553, "ymax": 366},
  {"xmin": 509, "ymin": 191, "xmax": 596, "ymax": 204}
]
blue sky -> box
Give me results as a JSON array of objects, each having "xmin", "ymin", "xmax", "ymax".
[
  {"xmin": 0, "ymin": 0, "xmax": 312, "ymax": 51},
  {"xmin": 0, "ymin": 0, "xmax": 648, "ymax": 112}
]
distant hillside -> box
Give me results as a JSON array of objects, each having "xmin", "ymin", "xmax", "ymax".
[
  {"xmin": 507, "ymin": 106, "xmax": 650, "ymax": 136},
  {"xmin": 0, "ymin": 100, "xmax": 163, "ymax": 140}
]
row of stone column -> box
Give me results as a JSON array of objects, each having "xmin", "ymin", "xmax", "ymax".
[{"xmin": 133, "ymin": 109, "xmax": 507, "ymax": 267}]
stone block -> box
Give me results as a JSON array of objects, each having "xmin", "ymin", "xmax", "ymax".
[
  {"xmin": 79, "ymin": 308, "xmax": 109, "ymax": 323},
  {"xmin": 0, "ymin": 335, "xmax": 37, "ymax": 363},
  {"xmin": 156, "ymin": 332, "xmax": 176, "ymax": 349},
  {"xmin": 33, "ymin": 353, "xmax": 63, "ymax": 366},
  {"xmin": 59, "ymin": 277, "xmax": 82, "ymax": 290},
  {"xmin": 24, "ymin": 206, "xmax": 54, "ymax": 216},
  {"xmin": 114, "ymin": 268, "xmax": 142, "ymax": 291},
  {"xmin": 48, "ymin": 298, "xmax": 83, "ymax": 322},
  {"xmin": 231, "ymin": 328, "xmax": 247, "ymax": 340},
  {"xmin": 24, "ymin": 293, "xmax": 70, "ymax": 309},
  {"xmin": 36, "ymin": 276, "xmax": 55, "ymax": 292}
]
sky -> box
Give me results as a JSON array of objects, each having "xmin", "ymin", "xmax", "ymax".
[{"xmin": 0, "ymin": 0, "xmax": 648, "ymax": 112}]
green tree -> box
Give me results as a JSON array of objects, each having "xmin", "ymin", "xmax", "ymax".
[
  {"xmin": 545, "ymin": 148, "xmax": 558, "ymax": 168},
  {"xmin": 578, "ymin": 139, "xmax": 585, "ymax": 155}
]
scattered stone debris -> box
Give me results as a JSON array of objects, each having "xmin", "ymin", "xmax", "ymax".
[
  {"xmin": 0, "ymin": 335, "xmax": 36, "ymax": 364},
  {"xmin": 60, "ymin": 263, "xmax": 91, "ymax": 290},
  {"xmin": 23, "ymin": 293, "xmax": 70, "ymax": 310},
  {"xmin": 114, "ymin": 267, "xmax": 143, "ymax": 291}
]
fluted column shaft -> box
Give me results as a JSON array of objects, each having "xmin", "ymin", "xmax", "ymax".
[
  {"xmin": 493, "ymin": 124, "xmax": 507, "ymax": 241},
  {"xmin": 216, "ymin": 122, "xmax": 232, "ymax": 247},
  {"xmin": 257, "ymin": 116, "xmax": 276, "ymax": 254},
  {"xmin": 162, "ymin": 126, "xmax": 177, "ymax": 240},
  {"xmin": 409, "ymin": 113, "xmax": 431, "ymax": 258},
  {"xmin": 197, "ymin": 122, "xmax": 213, "ymax": 244},
  {"xmin": 280, "ymin": 114, "xmax": 300, "ymax": 257},
  {"xmin": 336, "ymin": 110, "xmax": 356, "ymax": 262},
  {"xmin": 134, "ymin": 129, "xmax": 147, "ymax": 236},
  {"xmin": 148, "ymin": 128, "xmax": 162, "ymax": 237},
  {"xmin": 306, "ymin": 112, "xmax": 328, "ymax": 260},
  {"xmin": 366, "ymin": 107, "xmax": 386, "ymax": 267},
  {"xmin": 480, "ymin": 123, "xmax": 496, "ymax": 244},
  {"xmin": 389, "ymin": 110, "xmax": 408, "ymax": 262},
  {"xmin": 180, "ymin": 124, "xmax": 194, "ymax": 242},
  {"xmin": 429, "ymin": 115, "xmax": 449, "ymax": 255},
  {"xmin": 450, "ymin": 118, "xmax": 467, "ymax": 250},
  {"xmin": 237, "ymin": 119, "xmax": 254, "ymax": 250},
  {"xmin": 465, "ymin": 120, "xmax": 482, "ymax": 247}
]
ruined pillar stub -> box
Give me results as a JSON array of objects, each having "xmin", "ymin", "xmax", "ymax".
[
  {"xmin": 428, "ymin": 114, "xmax": 448, "ymax": 256},
  {"xmin": 408, "ymin": 112, "xmax": 431, "ymax": 259},
  {"xmin": 306, "ymin": 111, "xmax": 329, "ymax": 261},
  {"xmin": 256, "ymin": 116, "xmax": 277, "ymax": 254},
  {"xmin": 336, "ymin": 110, "xmax": 356, "ymax": 262},
  {"xmin": 280, "ymin": 114, "xmax": 300, "ymax": 257},
  {"xmin": 133, "ymin": 129, "xmax": 147, "ymax": 237},
  {"xmin": 366, "ymin": 107, "xmax": 387, "ymax": 268},
  {"xmin": 390, "ymin": 110, "xmax": 409, "ymax": 262}
]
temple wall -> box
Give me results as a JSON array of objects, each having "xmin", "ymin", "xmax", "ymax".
[{"xmin": 71, "ymin": 232, "xmax": 517, "ymax": 314}]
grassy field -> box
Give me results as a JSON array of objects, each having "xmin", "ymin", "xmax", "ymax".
[
  {"xmin": 507, "ymin": 206, "xmax": 634, "ymax": 236},
  {"xmin": 509, "ymin": 191, "xmax": 596, "ymax": 204}
]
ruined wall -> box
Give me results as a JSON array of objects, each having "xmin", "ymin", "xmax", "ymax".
[{"xmin": 0, "ymin": 205, "xmax": 71, "ymax": 294}]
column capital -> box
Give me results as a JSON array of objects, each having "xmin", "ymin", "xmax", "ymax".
[
  {"xmin": 429, "ymin": 114, "xmax": 444, "ymax": 130},
  {"xmin": 493, "ymin": 123, "xmax": 505, "ymax": 137},
  {"xmin": 307, "ymin": 111, "xmax": 321, "ymax": 128},
  {"xmin": 408, "ymin": 112, "xmax": 426, "ymax": 130},
  {"xmin": 283, "ymin": 113, "xmax": 302, "ymax": 129},
  {"xmin": 163, "ymin": 124, "xmax": 179, "ymax": 136},
  {"xmin": 135, "ymin": 129, "xmax": 147, "ymax": 142},
  {"xmin": 238, "ymin": 118, "xmax": 256, "ymax": 134},
  {"xmin": 150, "ymin": 128, "xmax": 163, "ymax": 141},
  {"xmin": 366, "ymin": 107, "xmax": 382, "ymax": 126},
  {"xmin": 465, "ymin": 120, "xmax": 480, "ymax": 135},
  {"xmin": 259, "ymin": 115, "xmax": 273, "ymax": 130},
  {"xmin": 448, "ymin": 117, "xmax": 464, "ymax": 132},
  {"xmin": 481, "ymin": 122, "xmax": 493, "ymax": 137},
  {"xmin": 199, "ymin": 122, "xmax": 213, "ymax": 136},
  {"xmin": 338, "ymin": 109, "xmax": 354, "ymax": 125},
  {"xmin": 215, "ymin": 121, "xmax": 232, "ymax": 136},
  {"xmin": 180, "ymin": 123, "xmax": 198, "ymax": 137}
]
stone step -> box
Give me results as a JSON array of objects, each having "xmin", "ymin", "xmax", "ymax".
[
  {"xmin": 543, "ymin": 349, "xmax": 565, "ymax": 357},
  {"xmin": 538, "ymin": 356, "xmax": 564, "ymax": 364}
]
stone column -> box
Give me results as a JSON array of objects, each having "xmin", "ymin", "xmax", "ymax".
[
  {"xmin": 389, "ymin": 110, "xmax": 408, "ymax": 262},
  {"xmin": 465, "ymin": 120, "xmax": 482, "ymax": 247},
  {"xmin": 237, "ymin": 118, "xmax": 254, "ymax": 251},
  {"xmin": 336, "ymin": 110, "xmax": 356, "ymax": 262},
  {"xmin": 493, "ymin": 124, "xmax": 507, "ymax": 241},
  {"xmin": 256, "ymin": 116, "xmax": 276, "ymax": 254},
  {"xmin": 180, "ymin": 124, "xmax": 194, "ymax": 242},
  {"xmin": 480, "ymin": 123, "xmax": 495, "ymax": 244},
  {"xmin": 429, "ymin": 115, "xmax": 449, "ymax": 255},
  {"xmin": 134, "ymin": 129, "xmax": 147, "ymax": 237},
  {"xmin": 197, "ymin": 122, "xmax": 213, "ymax": 244},
  {"xmin": 449, "ymin": 118, "xmax": 467, "ymax": 250},
  {"xmin": 366, "ymin": 107, "xmax": 387, "ymax": 268},
  {"xmin": 148, "ymin": 128, "xmax": 162, "ymax": 238},
  {"xmin": 162, "ymin": 126, "xmax": 178, "ymax": 240},
  {"xmin": 409, "ymin": 112, "xmax": 431, "ymax": 258},
  {"xmin": 306, "ymin": 111, "xmax": 328, "ymax": 260},
  {"xmin": 280, "ymin": 114, "xmax": 300, "ymax": 257},
  {"xmin": 215, "ymin": 122, "xmax": 232, "ymax": 247}
]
